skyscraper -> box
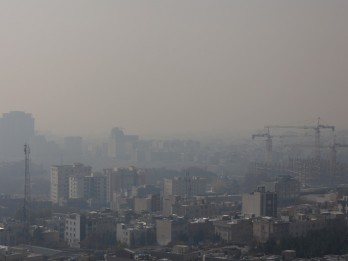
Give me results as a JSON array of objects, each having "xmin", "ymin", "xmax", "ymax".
[{"xmin": 0, "ymin": 111, "xmax": 35, "ymax": 161}]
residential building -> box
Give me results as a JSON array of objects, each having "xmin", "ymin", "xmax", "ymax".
[
  {"xmin": 242, "ymin": 186, "xmax": 277, "ymax": 218},
  {"xmin": 162, "ymin": 195, "xmax": 180, "ymax": 216},
  {"xmin": 64, "ymin": 213, "xmax": 85, "ymax": 248},
  {"xmin": 163, "ymin": 176, "xmax": 207, "ymax": 197},
  {"xmin": 104, "ymin": 166, "xmax": 145, "ymax": 203},
  {"xmin": 131, "ymin": 184, "xmax": 160, "ymax": 197},
  {"xmin": 156, "ymin": 217, "xmax": 188, "ymax": 246},
  {"xmin": 261, "ymin": 175, "xmax": 300, "ymax": 205},
  {"xmin": 69, "ymin": 176, "xmax": 84, "ymax": 199},
  {"xmin": 187, "ymin": 218, "xmax": 214, "ymax": 243},
  {"xmin": 51, "ymin": 166, "xmax": 73, "ymax": 205},
  {"xmin": 214, "ymin": 218, "xmax": 253, "ymax": 244},
  {"xmin": 172, "ymin": 200, "xmax": 219, "ymax": 218},
  {"xmin": 84, "ymin": 173, "xmax": 107, "ymax": 206},
  {"xmin": 116, "ymin": 222, "xmax": 155, "ymax": 248},
  {"xmin": 253, "ymin": 217, "xmax": 289, "ymax": 243},
  {"xmin": 50, "ymin": 163, "xmax": 92, "ymax": 204},
  {"xmin": 134, "ymin": 194, "xmax": 161, "ymax": 214},
  {"xmin": 82, "ymin": 211, "xmax": 117, "ymax": 248}
]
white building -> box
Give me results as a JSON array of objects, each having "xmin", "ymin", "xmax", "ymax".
[{"xmin": 64, "ymin": 213, "xmax": 82, "ymax": 248}]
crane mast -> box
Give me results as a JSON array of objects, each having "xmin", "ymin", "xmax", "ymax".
[
  {"xmin": 252, "ymin": 128, "xmax": 272, "ymax": 164},
  {"xmin": 265, "ymin": 118, "xmax": 335, "ymax": 163}
]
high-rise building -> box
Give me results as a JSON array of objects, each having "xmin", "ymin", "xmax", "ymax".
[
  {"xmin": 104, "ymin": 166, "xmax": 145, "ymax": 203},
  {"xmin": 0, "ymin": 111, "xmax": 35, "ymax": 161},
  {"xmin": 51, "ymin": 165, "xmax": 73, "ymax": 205},
  {"xmin": 83, "ymin": 173, "xmax": 107, "ymax": 205},
  {"xmin": 261, "ymin": 175, "xmax": 300, "ymax": 205},
  {"xmin": 68, "ymin": 174, "xmax": 107, "ymax": 207},
  {"xmin": 242, "ymin": 186, "xmax": 277, "ymax": 218},
  {"xmin": 69, "ymin": 176, "xmax": 85, "ymax": 199},
  {"xmin": 50, "ymin": 163, "xmax": 92, "ymax": 204}
]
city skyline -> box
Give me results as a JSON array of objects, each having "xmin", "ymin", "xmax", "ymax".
[
  {"xmin": 1, "ymin": 1, "xmax": 348, "ymax": 258},
  {"xmin": 0, "ymin": 110, "xmax": 344, "ymax": 142}
]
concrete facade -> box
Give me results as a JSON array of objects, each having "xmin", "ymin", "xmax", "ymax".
[
  {"xmin": 50, "ymin": 165, "xmax": 74, "ymax": 204},
  {"xmin": 64, "ymin": 213, "xmax": 83, "ymax": 248},
  {"xmin": 156, "ymin": 218, "xmax": 188, "ymax": 246},
  {"xmin": 163, "ymin": 176, "xmax": 207, "ymax": 197},
  {"xmin": 261, "ymin": 176, "xmax": 300, "ymax": 205},
  {"xmin": 242, "ymin": 186, "xmax": 277, "ymax": 218},
  {"xmin": 214, "ymin": 218, "xmax": 253, "ymax": 244}
]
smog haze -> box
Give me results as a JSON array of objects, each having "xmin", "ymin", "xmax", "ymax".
[{"xmin": 1, "ymin": 0, "xmax": 347, "ymax": 138}]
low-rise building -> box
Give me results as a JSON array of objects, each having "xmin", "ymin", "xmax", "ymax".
[
  {"xmin": 253, "ymin": 217, "xmax": 289, "ymax": 243},
  {"xmin": 116, "ymin": 222, "xmax": 155, "ymax": 248},
  {"xmin": 188, "ymin": 218, "xmax": 215, "ymax": 243},
  {"xmin": 134, "ymin": 194, "xmax": 161, "ymax": 214},
  {"xmin": 0, "ymin": 246, "xmax": 43, "ymax": 261},
  {"xmin": 156, "ymin": 217, "xmax": 188, "ymax": 246},
  {"xmin": 214, "ymin": 218, "xmax": 253, "ymax": 244}
]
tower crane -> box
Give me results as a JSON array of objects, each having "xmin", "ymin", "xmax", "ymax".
[
  {"xmin": 330, "ymin": 136, "xmax": 348, "ymax": 176},
  {"xmin": 252, "ymin": 128, "xmax": 272, "ymax": 163},
  {"xmin": 265, "ymin": 118, "xmax": 335, "ymax": 162},
  {"xmin": 252, "ymin": 128, "xmax": 306, "ymax": 164}
]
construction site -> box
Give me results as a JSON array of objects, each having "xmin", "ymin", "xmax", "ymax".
[{"xmin": 249, "ymin": 119, "xmax": 348, "ymax": 188}]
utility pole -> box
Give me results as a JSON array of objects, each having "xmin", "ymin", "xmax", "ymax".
[{"xmin": 23, "ymin": 144, "xmax": 31, "ymax": 238}]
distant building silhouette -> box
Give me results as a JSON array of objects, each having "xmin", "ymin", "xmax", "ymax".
[
  {"xmin": 108, "ymin": 127, "xmax": 125, "ymax": 159},
  {"xmin": 0, "ymin": 111, "xmax": 35, "ymax": 161},
  {"xmin": 108, "ymin": 127, "xmax": 139, "ymax": 160},
  {"xmin": 163, "ymin": 176, "xmax": 207, "ymax": 197}
]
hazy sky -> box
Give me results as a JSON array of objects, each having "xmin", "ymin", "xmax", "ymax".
[{"xmin": 0, "ymin": 1, "xmax": 347, "ymax": 138}]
